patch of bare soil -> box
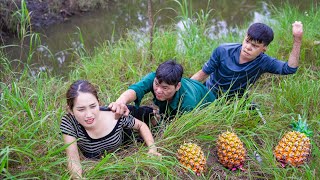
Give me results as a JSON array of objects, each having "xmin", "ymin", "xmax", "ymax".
[
  {"xmin": 26, "ymin": 0, "xmax": 73, "ymax": 29},
  {"xmin": 1, "ymin": 0, "xmax": 75, "ymax": 40}
]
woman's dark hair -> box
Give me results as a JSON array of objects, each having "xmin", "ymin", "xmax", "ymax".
[
  {"xmin": 247, "ymin": 23, "xmax": 274, "ymax": 46},
  {"xmin": 66, "ymin": 80, "xmax": 99, "ymax": 110},
  {"xmin": 156, "ymin": 60, "xmax": 183, "ymax": 86}
]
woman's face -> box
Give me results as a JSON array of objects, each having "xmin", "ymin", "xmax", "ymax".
[{"xmin": 71, "ymin": 92, "xmax": 100, "ymax": 129}]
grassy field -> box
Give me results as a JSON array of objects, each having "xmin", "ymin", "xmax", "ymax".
[{"xmin": 1, "ymin": 1, "xmax": 319, "ymax": 179}]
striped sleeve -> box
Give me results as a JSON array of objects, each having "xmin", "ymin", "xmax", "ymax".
[
  {"xmin": 120, "ymin": 115, "xmax": 135, "ymax": 129},
  {"xmin": 60, "ymin": 114, "xmax": 77, "ymax": 138}
]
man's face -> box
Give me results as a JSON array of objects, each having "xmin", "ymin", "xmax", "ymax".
[
  {"xmin": 240, "ymin": 35, "xmax": 267, "ymax": 61},
  {"xmin": 153, "ymin": 78, "xmax": 181, "ymax": 101}
]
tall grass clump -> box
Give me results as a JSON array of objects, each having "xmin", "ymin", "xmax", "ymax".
[
  {"xmin": 0, "ymin": 51, "xmax": 13, "ymax": 82},
  {"xmin": 0, "ymin": 72, "xmax": 69, "ymax": 178},
  {"xmin": 8, "ymin": 0, "xmax": 42, "ymax": 66},
  {"xmin": 1, "ymin": 1, "xmax": 319, "ymax": 179},
  {"xmin": 169, "ymin": 0, "xmax": 220, "ymax": 71}
]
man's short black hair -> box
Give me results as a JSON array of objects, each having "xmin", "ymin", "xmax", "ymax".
[
  {"xmin": 156, "ymin": 60, "xmax": 183, "ymax": 86},
  {"xmin": 247, "ymin": 23, "xmax": 274, "ymax": 46}
]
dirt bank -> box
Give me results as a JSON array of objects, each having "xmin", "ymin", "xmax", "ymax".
[{"xmin": 0, "ymin": 0, "xmax": 114, "ymax": 42}]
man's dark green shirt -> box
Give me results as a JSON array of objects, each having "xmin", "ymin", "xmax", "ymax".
[{"xmin": 129, "ymin": 72, "xmax": 216, "ymax": 117}]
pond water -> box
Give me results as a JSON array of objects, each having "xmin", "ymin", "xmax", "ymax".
[{"xmin": 2, "ymin": 0, "xmax": 317, "ymax": 77}]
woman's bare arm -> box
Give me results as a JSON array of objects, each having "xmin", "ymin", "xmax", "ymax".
[{"xmin": 63, "ymin": 134, "xmax": 82, "ymax": 179}]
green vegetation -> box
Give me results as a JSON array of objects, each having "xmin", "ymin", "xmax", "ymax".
[{"xmin": 1, "ymin": 1, "xmax": 319, "ymax": 179}]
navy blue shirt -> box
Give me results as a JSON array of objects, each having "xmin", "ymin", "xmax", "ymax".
[{"xmin": 202, "ymin": 43, "xmax": 298, "ymax": 96}]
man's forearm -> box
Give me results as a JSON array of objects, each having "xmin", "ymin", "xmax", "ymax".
[
  {"xmin": 288, "ymin": 21, "xmax": 303, "ymax": 68},
  {"xmin": 116, "ymin": 89, "xmax": 137, "ymax": 104},
  {"xmin": 288, "ymin": 40, "xmax": 302, "ymax": 68},
  {"xmin": 191, "ymin": 70, "xmax": 209, "ymax": 82}
]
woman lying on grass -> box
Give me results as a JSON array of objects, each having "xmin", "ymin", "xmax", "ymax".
[{"xmin": 60, "ymin": 80, "xmax": 161, "ymax": 178}]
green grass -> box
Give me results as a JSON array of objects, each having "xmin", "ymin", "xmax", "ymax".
[{"xmin": 1, "ymin": 1, "xmax": 320, "ymax": 179}]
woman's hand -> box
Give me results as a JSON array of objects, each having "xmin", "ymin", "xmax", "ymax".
[
  {"xmin": 147, "ymin": 146, "xmax": 162, "ymax": 156},
  {"xmin": 132, "ymin": 118, "xmax": 162, "ymax": 156}
]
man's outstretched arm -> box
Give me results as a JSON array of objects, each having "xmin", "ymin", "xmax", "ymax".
[
  {"xmin": 288, "ymin": 21, "xmax": 303, "ymax": 68},
  {"xmin": 108, "ymin": 89, "xmax": 137, "ymax": 118},
  {"xmin": 191, "ymin": 69, "xmax": 209, "ymax": 82}
]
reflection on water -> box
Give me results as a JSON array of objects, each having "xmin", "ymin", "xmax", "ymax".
[{"xmin": 2, "ymin": 0, "xmax": 317, "ymax": 77}]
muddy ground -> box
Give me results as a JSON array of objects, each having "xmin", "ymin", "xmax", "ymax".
[
  {"xmin": 1, "ymin": 0, "xmax": 67, "ymax": 41},
  {"xmin": 28, "ymin": 0, "xmax": 67, "ymax": 29},
  {"xmin": 0, "ymin": 0, "xmax": 114, "ymax": 42}
]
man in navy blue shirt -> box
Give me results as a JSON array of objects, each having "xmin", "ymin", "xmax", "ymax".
[{"xmin": 191, "ymin": 21, "xmax": 303, "ymax": 98}]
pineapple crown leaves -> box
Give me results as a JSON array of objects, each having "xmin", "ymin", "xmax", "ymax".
[{"xmin": 290, "ymin": 114, "xmax": 313, "ymax": 137}]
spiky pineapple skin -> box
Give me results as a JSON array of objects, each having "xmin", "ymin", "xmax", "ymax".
[
  {"xmin": 216, "ymin": 131, "xmax": 246, "ymax": 170},
  {"xmin": 177, "ymin": 142, "xmax": 206, "ymax": 175},
  {"xmin": 274, "ymin": 131, "xmax": 311, "ymax": 167}
]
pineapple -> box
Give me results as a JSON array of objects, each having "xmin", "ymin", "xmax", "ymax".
[
  {"xmin": 274, "ymin": 115, "xmax": 312, "ymax": 167},
  {"xmin": 176, "ymin": 142, "xmax": 206, "ymax": 175},
  {"xmin": 216, "ymin": 131, "xmax": 246, "ymax": 171}
]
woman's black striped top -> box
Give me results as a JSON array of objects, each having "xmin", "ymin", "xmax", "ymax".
[{"xmin": 60, "ymin": 109, "xmax": 135, "ymax": 159}]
